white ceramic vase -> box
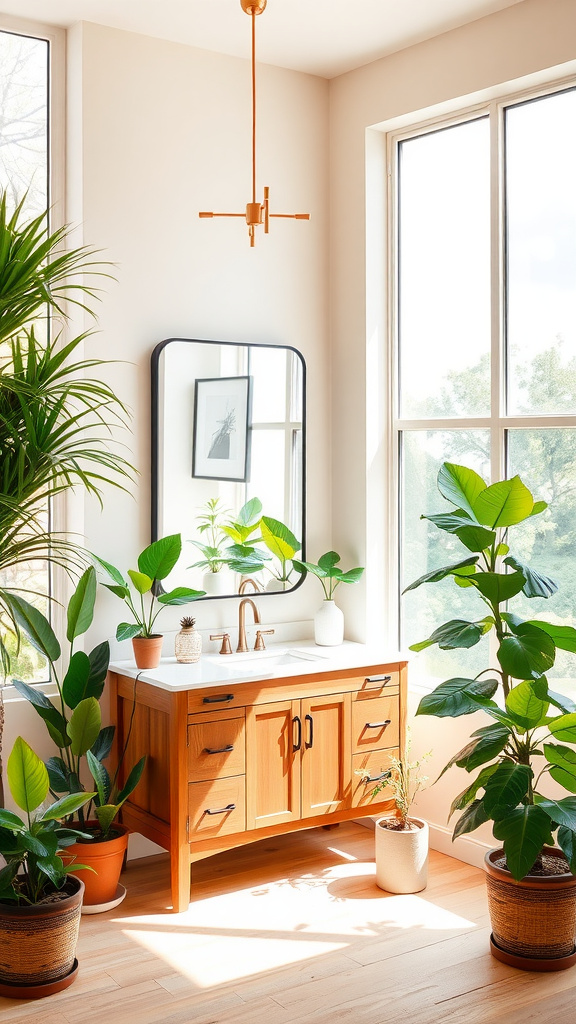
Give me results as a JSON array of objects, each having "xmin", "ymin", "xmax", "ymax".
[
  {"xmin": 202, "ymin": 570, "xmax": 234, "ymax": 596},
  {"xmin": 314, "ymin": 600, "xmax": 344, "ymax": 646},
  {"xmin": 375, "ymin": 815, "xmax": 429, "ymax": 894}
]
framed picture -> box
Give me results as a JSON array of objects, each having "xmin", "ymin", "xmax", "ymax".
[{"xmin": 192, "ymin": 375, "xmax": 252, "ymax": 482}]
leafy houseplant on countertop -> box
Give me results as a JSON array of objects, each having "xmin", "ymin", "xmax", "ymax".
[
  {"xmin": 0, "ymin": 737, "xmax": 94, "ymax": 996},
  {"xmin": 12, "ymin": 568, "xmax": 146, "ymax": 908},
  {"xmin": 98, "ymin": 534, "xmax": 205, "ymax": 668},
  {"xmin": 409, "ymin": 462, "xmax": 576, "ymax": 970},
  {"xmin": 188, "ymin": 498, "xmax": 235, "ymax": 596},
  {"xmin": 292, "ymin": 552, "xmax": 364, "ymax": 646}
]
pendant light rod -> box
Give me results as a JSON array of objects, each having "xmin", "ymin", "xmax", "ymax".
[{"xmin": 199, "ymin": 0, "xmax": 310, "ymax": 246}]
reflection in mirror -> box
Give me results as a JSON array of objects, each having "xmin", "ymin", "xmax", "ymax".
[{"xmin": 152, "ymin": 339, "xmax": 306, "ymax": 600}]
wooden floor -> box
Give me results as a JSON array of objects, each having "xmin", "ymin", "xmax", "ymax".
[{"xmin": 1, "ymin": 822, "xmax": 575, "ymax": 1023}]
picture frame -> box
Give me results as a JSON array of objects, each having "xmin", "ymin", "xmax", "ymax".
[{"xmin": 192, "ymin": 375, "xmax": 252, "ymax": 482}]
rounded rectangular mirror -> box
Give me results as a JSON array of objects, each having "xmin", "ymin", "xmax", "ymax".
[{"xmin": 152, "ymin": 338, "xmax": 306, "ymax": 600}]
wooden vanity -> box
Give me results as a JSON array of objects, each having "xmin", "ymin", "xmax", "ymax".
[{"xmin": 109, "ymin": 651, "xmax": 407, "ymax": 912}]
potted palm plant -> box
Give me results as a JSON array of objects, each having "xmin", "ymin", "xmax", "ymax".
[
  {"xmin": 0, "ymin": 737, "xmax": 94, "ymax": 997},
  {"xmin": 409, "ymin": 462, "xmax": 576, "ymax": 970},
  {"xmin": 97, "ymin": 534, "xmax": 206, "ymax": 668}
]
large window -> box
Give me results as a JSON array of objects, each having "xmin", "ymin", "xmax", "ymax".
[{"xmin": 394, "ymin": 85, "xmax": 576, "ymax": 692}]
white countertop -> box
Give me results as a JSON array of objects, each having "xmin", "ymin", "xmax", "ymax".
[{"xmin": 110, "ymin": 640, "xmax": 406, "ymax": 692}]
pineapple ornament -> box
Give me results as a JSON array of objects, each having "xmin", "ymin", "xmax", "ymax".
[{"xmin": 175, "ymin": 616, "xmax": 202, "ymax": 664}]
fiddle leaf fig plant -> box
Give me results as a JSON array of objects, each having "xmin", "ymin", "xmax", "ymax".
[
  {"xmin": 410, "ymin": 462, "xmax": 576, "ymax": 880},
  {"xmin": 293, "ymin": 551, "xmax": 364, "ymax": 600}
]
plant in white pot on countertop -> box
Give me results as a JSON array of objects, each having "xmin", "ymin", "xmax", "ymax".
[
  {"xmin": 292, "ymin": 551, "xmax": 364, "ymax": 646},
  {"xmin": 188, "ymin": 498, "xmax": 235, "ymax": 596},
  {"xmin": 97, "ymin": 534, "xmax": 205, "ymax": 668}
]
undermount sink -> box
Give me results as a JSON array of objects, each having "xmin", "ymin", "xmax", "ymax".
[{"xmin": 205, "ymin": 648, "xmax": 327, "ymax": 668}]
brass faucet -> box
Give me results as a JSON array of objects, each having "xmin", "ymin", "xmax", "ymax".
[
  {"xmin": 238, "ymin": 577, "xmax": 262, "ymax": 595},
  {"xmin": 237, "ymin": 597, "xmax": 260, "ymax": 653}
]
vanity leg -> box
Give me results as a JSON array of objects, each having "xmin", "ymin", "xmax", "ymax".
[
  {"xmin": 322, "ymin": 823, "xmax": 340, "ymax": 831},
  {"xmin": 171, "ymin": 844, "xmax": 191, "ymax": 913},
  {"xmin": 170, "ymin": 691, "xmax": 190, "ymax": 913}
]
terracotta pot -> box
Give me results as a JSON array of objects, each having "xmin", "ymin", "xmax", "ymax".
[
  {"xmin": 0, "ymin": 875, "xmax": 84, "ymax": 993},
  {"xmin": 132, "ymin": 634, "xmax": 163, "ymax": 669},
  {"xmin": 375, "ymin": 815, "xmax": 429, "ymax": 893},
  {"xmin": 65, "ymin": 822, "xmax": 129, "ymax": 906},
  {"xmin": 485, "ymin": 847, "xmax": 576, "ymax": 970}
]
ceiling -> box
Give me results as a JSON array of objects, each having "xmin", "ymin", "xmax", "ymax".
[{"xmin": 2, "ymin": 0, "xmax": 526, "ymax": 78}]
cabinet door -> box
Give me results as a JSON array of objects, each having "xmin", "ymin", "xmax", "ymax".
[
  {"xmin": 301, "ymin": 693, "xmax": 352, "ymax": 818},
  {"xmin": 246, "ymin": 700, "xmax": 301, "ymax": 829}
]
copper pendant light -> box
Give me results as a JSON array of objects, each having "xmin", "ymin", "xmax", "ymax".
[{"xmin": 199, "ymin": 0, "xmax": 310, "ymax": 247}]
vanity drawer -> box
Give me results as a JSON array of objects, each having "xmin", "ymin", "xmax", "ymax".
[
  {"xmin": 352, "ymin": 748, "xmax": 398, "ymax": 808},
  {"xmin": 353, "ymin": 671, "xmax": 399, "ymax": 698},
  {"xmin": 188, "ymin": 712, "xmax": 245, "ymax": 782},
  {"xmin": 188, "ymin": 689, "xmax": 248, "ymax": 715},
  {"xmin": 352, "ymin": 694, "xmax": 399, "ymax": 754},
  {"xmin": 188, "ymin": 776, "xmax": 246, "ymax": 841}
]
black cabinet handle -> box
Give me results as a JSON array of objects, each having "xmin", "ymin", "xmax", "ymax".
[
  {"xmin": 203, "ymin": 693, "xmax": 234, "ymax": 704},
  {"xmin": 305, "ymin": 713, "xmax": 314, "ymax": 749},
  {"xmin": 365, "ymin": 770, "xmax": 391, "ymax": 783},
  {"xmin": 293, "ymin": 715, "xmax": 302, "ymax": 752},
  {"xmin": 365, "ymin": 719, "xmax": 391, "ymax": 729},
  {"xmin": 204, "ymin": 745, "xmax": 234, "ymax": 755},
  {"xmin": 205, "ymin": 803, "xmax": 236, "ymax": 815},
  {"xmin": 365, "ymin": 675, "xmax": 392, "ymax": 685}
]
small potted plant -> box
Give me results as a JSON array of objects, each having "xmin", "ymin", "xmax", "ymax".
[
  {"xmin": 292, "ymin": 551, "xmax": 364, "ymax": 645},
  {"xmin": 188, "ymin": 498, "xmax": 235, "ymax": 596},
  {"xmin": 0, "ymin": 737, "xmax": 94, "ymax": 997},
  {"xmin": 409, "ymin": 462, "xmax": 576, "ymax": 970},
  {"xmin": 359, "ymin": 743, "xmax": 430, "ymax": 894},
  {"xmin": 98, "ymin": 534, "xmax": 205, "ymax": 667},
  {"xmin": 12, "ymin": 568, "xmax": 146, "ymax": 909}
]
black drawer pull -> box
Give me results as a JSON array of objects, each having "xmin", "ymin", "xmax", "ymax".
[
  {"xmin": 305, "ymin": 713, "xmax": 314, "ymax": 749},
  {"xmin": 365, "ymin": 719, "xmax": 392, "ymax": 729},
  {"xmin": 365, "ymin": 770, "xmax": 392, "ymax": 783},
  {"xmin": 203, "ymin": 693, "xmax": 234, "ymax": 704},
  {"xmin": 205, "ymin": 803, "xmax": 236, "ymax": 815},
  {"xmin": 365, "ymin": 675, "xmax": 392, "ymax": 685},
  {"xmin": 204, "ymin": 744, "xmax": 234, "ymax": 755},
  {"xmin": 293, "ymin": 715, "xmax": 302, "ymax": 752}
]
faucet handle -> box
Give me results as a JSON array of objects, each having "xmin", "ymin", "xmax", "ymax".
[
  {"xmin": 210, "ymin": 633, "xmax": 232, "ymax": 655},
  {"xmin": 254, "ymin": 629, "xmax": 275, "ymax": 651}
]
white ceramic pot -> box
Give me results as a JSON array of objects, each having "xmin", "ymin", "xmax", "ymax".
[
  {"xmin": 266, "ymin": 578, "xmax": 287, "ymax": 593},
  {"xmin": 314, "ymin": 600, "xmax": 344, "ymax": 646},
  {"xmin": 202, "ymin": 570, "xmax": 235, "ymax": 596},
  {"xmin": 375, "ymin": 815, "xmax": 429, "ymax": 894}
]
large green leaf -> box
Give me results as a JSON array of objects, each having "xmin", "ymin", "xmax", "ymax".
[
  {"xmin": 41, "ymin": 791, "xmax": 95, "ymax": 822},
  {"xmin": 503, "ymin": 556, "xmax": 557, "ymax": 600},
  {"xmin": 318, "ymin": 551, "xmax": 341, "ymax": 573},
  {"xmin": 543, "ymin": 744, "xmax": 576, "ymax": 793},
  {"xmin": 4, "ymin": 592, "xmax": 60, "ymax": 663},
  {"xmin": 45, "ymin": 756, "xmax": 70, "ymax": 794},
  {"xmin": 128, "ymin": 569, "xmax": 153, "ymax": 594},
  {"xmin": 403, "ymin": 556, "xmax": 479, "ymax": 594},
  {"xmin": 236, "ymin": 497, "xmax": 262, "ymax": 527},
  {"xmin": 94, "ymin": 555, "xmax": 127, "ymax": 587},
  {"xmin": 88, "ymin": 641, "xmax": 110, "ymax": 691},
  {"xmin": 455, "ymin": 525, "xmax": 496, "ymax": 553},
  {"xmin": 449, "ymin": 764, "xmax": 499, "ymax": 818},
  {"xmin": 549, "ymin": 713, "xmax": 576, "ymax": 744},
  {"xmin": 470, "ymin": 571, "xmax": 526, "ymax": 604},
  {"xmin": 86, "ymin": 749, "xmax": 111, "ymax": 806},
  {"xmin": 527, "ymin": 621, "xmax": 576, "ymax": 654},
  {"xmin": 336, "ymin": 567, "xmax": 365, "ymax": 584},
  {"xmin": 260, "ymin": 518, "xmax": 300, "ymax": 560},
  {"xmin": 66, "ymin": 566, "xmax": 97, "ymax": 642},
  {"xmin": 12, "ymin": 679, "xmax": 70, "ymax": 747},
  {"xmin": 0, "ymin": 808, "xmax": 26, "ymax": 832},
  {"xmin": 410, "ymin": 619, "xmax": 490, "ymax": 653},
  {"xmin": 506, "ymin": 680, "xmax": 548, "ymax": 728},
  {"xmin": 67, "ymin": 697, "xmax": 101, "ymax": 756},
  {"xmin": 62, "ymin": 650, "xmax": 91, "ymax": 710},
  {"xmin": 473, "ymin": 476, "xmax": 534, "ymax": 529},
  {"xmin": 493, "ymin": 805, "xmax": 552, "ymax": 879},
  {"xmin": 416, "ymin": 676, "xmax": 498, "ymax": 718},
  {"xmin": 440, "ymin": 723, "xmax": 511, "ymax": 776},
  {"xmin": 498, "ymin": 623, "xmax": 556, "ymax": 680},
  {"xmin": 90, "ymin": 725, "xmax": 115, "ymax": 763},
  {"xmin": 138, "ymin": 534, "xmax": 182, "ymax": 581},
  {"xmin": 483, "ymin": 762, "xmax": 532, "ymax": 818},
  {"xmin": 534, "ymin": 795, "xmax": 576, "ymax": 831},
  {"xmin": 422, "ymin": 510, "xmax": 476, "ymax": 534},
  {"xmin": 7, "ymin": 737, "xmax": 49, "ymax": 813},
  {"xmin": 157, "ymin": 586, "xmax": 205, "ymax": 605},
  {"xmin": 452, "ymin": 799, "xmax": 490, "ymax": 839},
  {"xmin": 116, "ymin": 622, "xmax": 143, "ymax": 642},
  {"xmin": 437, "ymin": 463, "xmax": 486, "ymax": 519},
  {"xmin": 557, "ymin": 827, "xmax": 576, "ymax": 874},
  {"xmin": 116, "ymin": 755, "xmax": 147, "ymax": 804}
]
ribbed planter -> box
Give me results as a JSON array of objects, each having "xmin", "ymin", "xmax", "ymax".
[
  {"xmin": 485, "ymin": 847, "xmax": 576, "ymax": 971},
  {"xmin": 65, "ymin": 823, "xmax": 129, "ymax": 908},
  {"xmin": 0, "ymin": 875, "xmax": 84, "ymax": 995},
  {"xmin": 132, "ymin": 634, "xmax": 163, "ymax": 669},
  {"xmin": 375, "ymin": 816, "xmax": 429, "ymax": 894}
]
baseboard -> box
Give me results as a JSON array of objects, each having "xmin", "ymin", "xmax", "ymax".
[{"xmin": 354, "ymin": 817, "xmax": 491, "ymax": 871}]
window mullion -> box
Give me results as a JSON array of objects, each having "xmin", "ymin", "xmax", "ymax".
[{"xmin": 490, "ymin": 100, "xmax": 506, "ymax": 485}]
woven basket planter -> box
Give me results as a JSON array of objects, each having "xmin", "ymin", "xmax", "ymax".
[
  {"xmin": 0, "ymin": 876, "xmax": 84, "ymax": 991},
  {"xmin": 485, "ymin": 847, "xmax": 576, "ymax": 970}
]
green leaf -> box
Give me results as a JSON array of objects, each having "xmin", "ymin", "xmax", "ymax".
[
  {"xmin": 62, "ymin": 651, "xmax": 91, "ymax": 710},
  {"xmin": 453, "ymin": 799, "xmax": 490, "ymax": 839},
  {"xmin": 157, "ymin": 587, "xmax": 205, "ymax": 605},
  {"xmin": 41, "ymin": 791, "xmax": 95, "ymax": 822},
  {"xmin": 416, "ymin": 676, "xmax": 498, "ymax": 718},
  {"xmin": 402, "ymin": 556, "xmax": 479, "ymax": 594},
  {"xmin": 469, "ymin": 700, "xmax": 520, "ymax": 731},
  {"xmin": 86, "ymin": 750, "xmax": 111, "ymax": 806},
  {"xmin": 470, "ymin": 571, "xmax": 526, "ymax": 603},
  {"xmin": 12, "ymin": 678, "xmax": 70, "ymax": 747},
  {"xmin": 533, "ymin": 795, "xmax": 576, "ymax": 831},
  {"xmin": 493, "ymin": 805, "xmax": 552, "ymax": 879},
  {"xmin": 45, "ymin": 756, "xmax": 70, "ymax": 793},
  {"xmin": 473, "ymin": 476, "xmax": 534, "ymax": 529},
  {"xmin": 336, "ymin": 567, "xmax": 364, "ymax": 584},
  {"xmin": 410, "ymin": 619, "xmax": 488, "ymax": 653},
  {"xmin": 128, "ymin": 569, "xmax": 153, "ymax": 594},
  {"xmin": 260, "ymin": 518, "xmax": 300, "ymax": 560},
  {"xmin": 94, "ymin": 555, "xmax": 128, "ymax": 588},
  {"xmin": 437, "ymin": 463, "xmax": 486, "ymax": 519},
  {"xmin": 557, "ymin": 827, "xmax": 576, "ymax": 874},
  {"xmin": 506, "ymin": 680, "xmax": 548, "ymax": 728},
  {"xmin": 90, "ymin": 725, "xmax": 115, "ymax": 762},
  {"xmin": 449, "ymin": 764, "xmax": 499, "ymax": 818},
  {"xmin": 0, "ymin": 809, "xmax": 26, "ymax": 832},
  {"xmin": 547, "ymin": 690, "xmax": 576, "ymax": 715},
  {"xmin": 530, "ymin": 500, "xmax": 548, "ymax": 517},
  {"xmin": 37, "ymin": 855, "xmax": 66, "ymax": 887},
  {"xmin": 483, "ymin": 762, "xmax": 532, "ymax": 818},
  {"xmin": 549, "ymin": 713, "xmax": 576, "ymax": 744},
  {"xmin": 103, "ymin": 584, "xmax": 130, "ymax": 599},
  {"xmin": 116, "ymin": 755, "xmax": 146, "ymax": 804},
  {"xmin": 66, "ymin": 566, "xmax": 97, "ymax": 642},
  {"xmin": 88, "ymin": 641, "xmax": 110, "ymax": 692},
  {"xmin": 94, "ymin": 803, "xmax": 120, "ymax": 836},
  {"xmin": 544, "ymin": 744, "xmax": 576, "ymax": 793},
  {"xmin": 527, "ymin": 621, "xmax": 576, "ymax": 654},
  {"xmin": 236, "ymin": 497, "xmax": 262, "ymax": 527},
  {"xmin": 291, "ymin": 559, "xmax": 328, "ymax": 579},
  {"xmin": 421, "ymin": 510, "xmax": 476, "ymax": 533},
  {"xmin": 503, "ymin": 556, "xmax": 558, "ymax": 599},
  {"xmin": 455, "ymin": 525, "xmax": 496, "ymax": 552},
  {"xmin": 67, "ymin": 698, "xmax": 101, "ymax": 756},
  {"xmin": 3, "ymin": 592, "xmax": 60, "ymax": 663},
  {"xmin": 116, "ymin": 622, "xmax": 143, "ymax": 642},
  {"xmin": 138, "ymin": 534, "xmax": 182, "ymax": 581},
  {"xmin": 7, "ymin": 737, "xmax": 49, "ymax": 813},
  {"xmin": 440, "ymin": 723, "xmax": 511, "ymax": 776},
  {"xmin": 318, "ymin": 551, "xmax": 340, "ymax": 572},
  {"xmin": 498, "ymin": 623, "xmax": 556, "ymax": 680}
]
